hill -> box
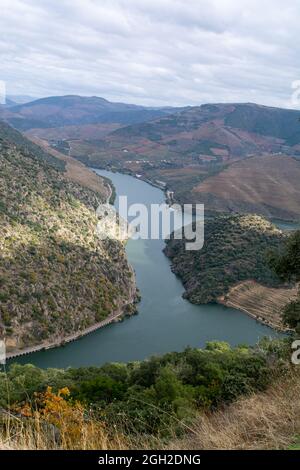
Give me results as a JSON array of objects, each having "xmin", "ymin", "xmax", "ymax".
[
  {"xmin": 0, "ymin": 120, "xmax": 65, "ymax": 171},
  {"xmin": 0, "ymin": 122, "xmax": 137, "ymax": 353},
  {"xmin": 76, "ymin": 102, "xmax": 300, "ymax": 166},
  {"xmin": 192, "ymin": 154, "xmax": 300, "ymax": 220},
  {"xmin": 0, "ymin": 95, "xmax": 180, "ymax": 131},
  {"xmin": 68, "ymin": 103, "xmax": 300, "ymax": 220},
  {"xmin": 164, "ymin": 214, "xmax": 297, "ymax": 328},
  {"xmin": 4, "ymin": 100, "xmax": 300, "ymax": 221}
]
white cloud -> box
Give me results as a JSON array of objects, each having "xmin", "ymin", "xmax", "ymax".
[{"xmin": 0, "ymin": 0, "xmax": 299, "ymax": 108}]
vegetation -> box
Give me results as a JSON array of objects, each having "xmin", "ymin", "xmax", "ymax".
[
  {"xmin": 0, "ymin": 338, "xmax": 291, "ymax": 441},
  {"xmin": 0, "ymin": 122, "xmax": 136, "ymax": 352},
  {"xmin": 168, "ymin": 369, "xmax": 300, "ymax": 450},
  {"xmin": 0, "ymin": 220, "xmax": 299, "ymax": 449},
  {"xmin": 66, "ymin": 103, "xmax": 300, "ymax": 219},
  {"xmin": 0, "ymin": 121, "xmax": 65, "ymax": 171},
  {"xmin": 1, "ymin": 376, "xmax": 300, "ymax": 452},
  {"xmin": 270, "ymin": 230, "xmax": 300, "ymax": 333},
  {"xmin": 164, "ymin": 214, "xmax": 284, "ymax": 304}
]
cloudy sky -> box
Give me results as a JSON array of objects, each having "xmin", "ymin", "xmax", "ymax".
[{"xmin": 1, "ymin": 0, "xmax": 300, "ymax": 108}]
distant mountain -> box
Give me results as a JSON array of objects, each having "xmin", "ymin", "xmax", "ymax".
[
  {"xmin": 1, "ymin": 95, "xmax": 181, "ymax": 130},
  {"xmin": 0, "ymin": 95, "xmax": 36, "ymax": 109},
  {"xmin": 70, "ymin": 102, "xmax": 300, "ymax": 220}
]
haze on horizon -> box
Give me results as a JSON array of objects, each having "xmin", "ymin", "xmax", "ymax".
[{"xmin": 1, "ymin": 0, "xmax": 300, "ymax": 109}]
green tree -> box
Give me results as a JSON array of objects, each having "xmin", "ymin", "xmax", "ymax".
[{"xmin": 270, "ymin": 231, "xmax": 300, "ymax": 332}]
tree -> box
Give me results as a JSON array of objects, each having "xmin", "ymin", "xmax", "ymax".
[{"xmin": 271, "ymin": 231, "xmax": 300, "ymax": 332}]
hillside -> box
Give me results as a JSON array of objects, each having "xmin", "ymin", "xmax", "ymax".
[
  {"xmin": 220, "ymin": 280, "xmax": 299, "ymax": 330},
  {"xmin": 0, "ymin": 120, "xmax": 65, "ymax": 171},
  {"xmin": 0, "ymin": 122, "xmax": 137, "ymax": 353},
  {"xmin": 1, "ymin": 340, "xmax": 298, "ymax": 450},
  {"xmin": 168, "ymin": 370, "xmax": 300, "ymax": 450},
  {"xmin": 73, "ymin": 102, "xmax": 300, "ymax": 166},
  {"xmin": 0, "ymin": 95, "xmax": 179, "ymax": 131},
  {"xmin": 164, "ymin": 214, "xmax": 297, "ymax": 328},
  {"xmin": 66, "ymin": 103, "xmax": 300, "ymax": 220}
]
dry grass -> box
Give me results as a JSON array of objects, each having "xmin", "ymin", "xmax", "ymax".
[
  {"xmin": 167, "ymin": 371, "xmax": 300, "ymax": 450},
  {"xmin": 0, "ymin": 387, "xmax": 129, "ymax": 450},
  {"xmin": 0, "ymin": 413, "xmax": 129, "ymax": 450}
]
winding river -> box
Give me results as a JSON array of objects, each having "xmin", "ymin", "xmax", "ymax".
[{"xmin": 11, "ymin": 170, "xmax": 279, "ymax": 368}]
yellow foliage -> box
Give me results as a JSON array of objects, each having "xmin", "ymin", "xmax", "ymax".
[{"xmin": 13, "ymin": 387, "xmax": 126, "ymax": 450}]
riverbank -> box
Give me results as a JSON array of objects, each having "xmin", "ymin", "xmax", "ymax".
[
  {"xmin": 6, "ymin": 277, "xmax": 137, "ymax": 360},
  {"xmin": 218, "ymin": 280, "xmax": 298, "ymax": 332}
]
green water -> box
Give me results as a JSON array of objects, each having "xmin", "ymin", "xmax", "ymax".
[{"xmin": 10, "ymin": 170, "xmax": 279, "ymax": 368}]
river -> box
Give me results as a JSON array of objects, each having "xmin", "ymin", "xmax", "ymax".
[{"xmin": 10, "ymin": 170, "xmax": 279, "ymax": 368}]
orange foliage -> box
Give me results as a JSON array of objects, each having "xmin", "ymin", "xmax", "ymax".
[{"xmin": 14, "ymin": 387, "xmax": 114, "ymax": 449}]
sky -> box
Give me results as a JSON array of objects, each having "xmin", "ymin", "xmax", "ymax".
[{"xmin": 1, "ymin": 0, "xmax": 300, "ymax": 108}]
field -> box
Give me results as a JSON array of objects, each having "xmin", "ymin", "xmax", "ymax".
[
  {"xmin": 193, "ymin": 155, "xmax": 300, "ymax": 220},
  {"xmin": 220, "ymin": 280, "xmax": 299, "ymax": 330}
]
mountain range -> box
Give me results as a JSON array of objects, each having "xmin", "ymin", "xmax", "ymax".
[
  {"xmin": 0, "ymin": 95, "xmax": 181, "ymax": 130},
  {"xmin": 1, "ymin": 96, "xmax": 300, "ymax": 221}
]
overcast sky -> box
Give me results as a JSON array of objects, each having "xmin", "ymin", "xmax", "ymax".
[{"xmin": 1, "ymin": 0, "xmax": 300, "ymax": 108}]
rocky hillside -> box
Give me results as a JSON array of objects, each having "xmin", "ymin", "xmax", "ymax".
[
  {"xmin": 164, "ymin": 214, "xmax": 288, "ymax": 310},
  {"xmin": 0, "ymin": 121, "xmax": 137, "ymax": 353}
]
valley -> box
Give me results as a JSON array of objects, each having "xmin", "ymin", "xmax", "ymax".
[
  {"xmin": 9, "ymin": 99, "xmax": 300, "ymax": 222},
  {"xmin": 1, "ymin": 96, "xmax": 299, "ymax": 362},
  {"xmin": 7, "ymin": 170, "xmax": 279, "ymax": 369}
]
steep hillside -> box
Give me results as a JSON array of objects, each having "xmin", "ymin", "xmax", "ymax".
[
  {"xmin": 0, "ymin": 123, "xmax": 137, "ymax": 353},
  {"xmin": 0, "ymin": 120, "xmax": 65, "ymax": 170},
  {"xmin": 193, "ymin": 154, "xmax": 300, "ymax": 220},
  {"xmin": 26, "ymin": 135, "xmax": 113, "ymax": 200},
  {"xmin": 164, "ymin": 214, "xmax": 296, "ymax": 328},
  {"xmin": 220, "ymin": 280, "xmax": 299, "ymax": 330},
  {"xmin": 1, "ymin": 95, "xmax": 179, "ymax": 130}
]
